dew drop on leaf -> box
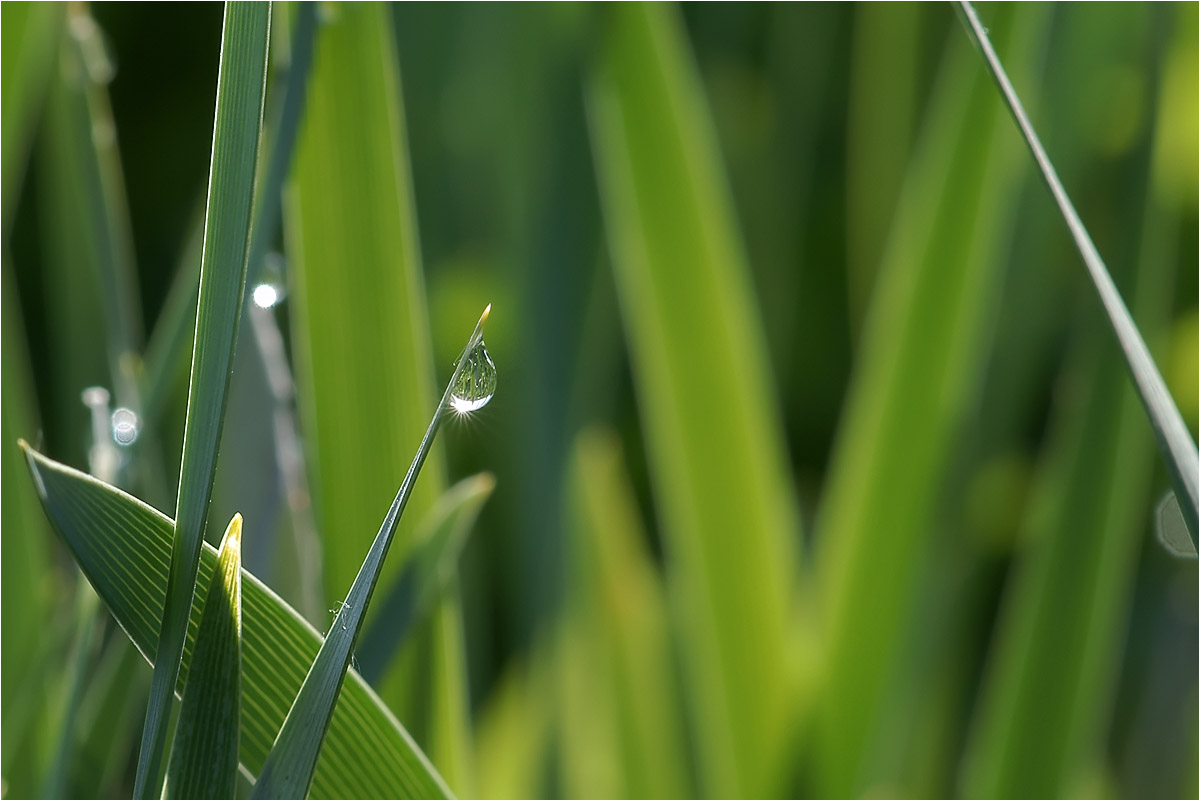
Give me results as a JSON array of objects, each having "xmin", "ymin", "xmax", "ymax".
[{"xmin": 449, "ymin": 342, "xmax": 496, "ymax": 414}]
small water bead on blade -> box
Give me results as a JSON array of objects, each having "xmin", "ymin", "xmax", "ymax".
[
  {"xmin": 449, "ymin": 341, "xmax": 497, "ymax": 415},
  {"xmin": 111, "ymin": 408, "xmax": 140, "ymax": 446}
]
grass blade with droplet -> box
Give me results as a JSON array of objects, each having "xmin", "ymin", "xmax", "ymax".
[{"xmin": 251, "ymin": 307, "xmax": 491, "ymax": 800}]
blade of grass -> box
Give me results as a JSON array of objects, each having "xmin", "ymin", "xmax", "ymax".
[
  {"xmin": 563, "ymin": 428, "xmax": 689, "ymax": 799},
  {"xmin": 284, "ymin": 5, "xmax": 457, "ymax": 737},
  {"xmin": 586, "ymin": 5, "xmax": 801, "ymax": 795},
  {"xmin": 356, "ymin": 473, "xmax": 496, "ymax": 687},
  {"xmin": 957, "ymin": 0, "xmax": 1200, "ymax": 547},
  {"xmin": 0, "ymin": 2, "xmax": 62, "ymax": 239},
  {"xmin": 0, "ymin": 260, "xmax": 55, "ymax": 797},
  {"xmin": 136, "ymin": 5, "xmax": 270, "ymax": 796},
  {"xmin": 810, "ymin": 5, "xmax": 1049, "ymax": 794},
  {"xmin": 962, "ymin": 15, "xmax": 1189, "ymax": 791},
  {"xmin": 165, "ymin": 514, "xmax": 243, "ymax": 799},
  {"xmin": 140, "ymin": 2, "xmax": 314, "ymax": 432},
  {"xmin": 251, "ymin": 307, "xmax": 490, "ymax": 800},
  {"xmin": 21, "ymin": 441, "xmax": 448, "ymax": 798}
]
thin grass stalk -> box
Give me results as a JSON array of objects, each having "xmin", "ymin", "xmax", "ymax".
[{"xmin": 956, "ymin": 0, "xmax": 1199, "ymax": 545}]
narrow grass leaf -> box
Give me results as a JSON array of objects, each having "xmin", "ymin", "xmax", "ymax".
[
  {"xmin": 962, "ymin": 28, "xmax": 1191, "ymax": 791},
  {"xmin": 251, "ymin": 308, "xmax": 491, "ymax": 800},
  {"xmin": 586, "ymin": 5, "xmax": 801, "ymax": 795},
  {"xmin": 166, "ymin": 514, "xmax": 243, "ymax": 799},
  {"xmin": 284, "ymin": 4, "xmax": 456, "ymax": 732},
  {"xmin": 563, "ymin": 428, "xmax": 689, "ymax": 799},
  {"xmin": 356, "ymin": 473, "xmax": 496, "ymax": 687},
  {"xmin": 137, "ymin": 5, "xmax": 270, "ymax": 797},
  {"xmin": 957, "ymin": 0, "xmax": 1200, "ymax": 547},
  {"xmin": 21, "ymin": 442, "xmax": 448, "ymax": 798},
  {"xmin": 811, "ymin": 6, "xmax": 1049, "ymax": 794},
  {"xmin": 0, "ymin": 261, "xmax": 55, "ymax": 797},
  {"xmin": 0, "ymin": 2, "xmax": 62, "ymax": 238}
]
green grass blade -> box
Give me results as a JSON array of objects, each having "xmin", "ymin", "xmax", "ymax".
[
  {"xmin": 166, "ymin": 514, "xmax": 243, "ymax": 799},
  {"xmin": 20, "ymin": 442, "xmax": 447, "ymax": 798},
  {"xmin": 962, "ymin": 23, "xmax": 1190, "ymax": 790},
  {"xmin": 356, "ymin": 473, "xmax": 496, "ymax": 688},
  {"xmin": 0, "ymin": 261, "xmax": 55, "ymax": 797},
  {"xmin": 957, "ymin": 0, "xmax": 1200, "ymax": 547},
  {"xmin": 251, "ymin": 308, "xmax": 490, "ymax": 799},
  {"xmin": 1, "ymin": 2, "xmax": 62, "ymax": 239},
  {"xmin": 137, "ymin": 4, "xmax": 270, "ymax": 797},
  {"xmin": 810, "ymin": 5, "xmax": 1050, "ymax": 794},
  {"xmin": 586, "ymin": 5, "xmax": 801, "ymax": 795},
  {"xmin": 284, "ymin": 0, "xmax": 444, "ymax": 673},
  {"xmin": 563, "ymin": 428, "xmax": 689, "ymax": 799}
]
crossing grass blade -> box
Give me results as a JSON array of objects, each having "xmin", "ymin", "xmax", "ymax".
[
  {"xmin": 586, "ymin": 5, "xmax": 801, "ymax": 795},
  {"xmin": 20, "ymin": 442, "xmax": 448, "ymax": 798},
  {"xmin": 165, "ymin": 514, "xmax": 243, "ymax": 799},
  {"xmin": 957, "ymin": 0, "xmax": 1200, "ymax": 547},
  {"xmin": 810, "ymin": 5, "xmax": 1050, "ymax": 795},
  {"xmin": 135, "ymin": 4, "xmax": 271, "ymax": 797},
  {"xmin": 250, "ymin": 308, "xmax": 490, "ymax": 800}
]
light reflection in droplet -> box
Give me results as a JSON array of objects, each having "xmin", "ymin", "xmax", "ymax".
[{"xmin": 111, "ymin": 408, "xmax": 139, "ymax": 446}]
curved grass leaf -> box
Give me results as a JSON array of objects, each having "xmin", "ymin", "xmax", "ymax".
[
  {"xmin": 957, "ymin": 0, "xmax": 1200, "ymax": 548},
  {"xmin": 20, "ymin": 441, "xmax": 448, "ymax": 799},
  {"xmin": 166, "ymin": 514, "xmax": 243, "ymax": 799},
  {"xmin": 251, "ymin": 307, "xmax": 491, "ymax": 799},
  {"xmin": 586, "ymin": 6, "xmax": 801, "ymax": 795},
  {"xmin": 137, "ymin": 5, "xmax": 271, "ymax": 797},
  {"xmin": 356, "ymin": 472, "xmax": 496, "ymax": 687},
  {"xmin": 1157, "ymin": 493, "xmax": 1196, "ymax": 558}
]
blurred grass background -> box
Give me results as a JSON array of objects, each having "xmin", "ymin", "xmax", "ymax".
[{"xmin": 2, "ymin": 2, "xmax": 1197, "ymax": 798}]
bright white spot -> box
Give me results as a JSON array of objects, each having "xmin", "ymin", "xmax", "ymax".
[
  {"xmin": 252, "ymin": 283, "xmax": 280, "ymax": 309},
  {"xmin": 81, "ymin": 386, "xmax": 110, "ymax": 407},
  {"xmin": 111, "ymin": 408, "xmax": 139, "ymax": 446},
  {"xmin": 450, "ymin": 396, "xmax": 490, "ymax": 415}
]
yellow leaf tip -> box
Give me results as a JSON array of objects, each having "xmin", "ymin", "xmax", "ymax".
[{"xmin": 481, "ymin": 303, "xmax": 492, "ymax": 323}]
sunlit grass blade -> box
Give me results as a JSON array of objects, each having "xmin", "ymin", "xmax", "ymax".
[
  {"xmin": 165, "ymin": 514, "xmax": 243, "ymax": 799},
  {"xmin": 474, "ymin": 655, "xmax": 554, "ymax": 800},
  {"xmin": 957, "ymin": 0, "xmax": 1199, "ymax": 548},
  {"xmin": 251, "ymin": 307, "xmax": 490, "ymax": 799},
  {"xmin": 810, "ymin": 5, "xmax": 1050, "ymax": 795},
  {"xmin": 136, "ymin": 4, "xmax": 270, "ymax": 797},
  {"xmin": 563, "ymin": 428, "xmax": 689, "ymax": 799},
  {"xmin": 0, "ymin": 2, "xmax": 62, "ymax": 239},
  {"xmin": 586, "ymin": 5, "xmax": 801, "ymax": 795},
  {"xmin": 284, "ymin": 4, "xmax": 458, "ymax": 735},
  {"xmin": 21, "ymin": 442, "xmax": 447, "ymax": 797},
  {"xmin": 356, "ymin": 473, "xmax": 496, "ymax": 688}
]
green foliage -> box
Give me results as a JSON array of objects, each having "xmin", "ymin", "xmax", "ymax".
[{"xmin": 4, "ymin": 3, "xmax": 1196, "ymax": 799}]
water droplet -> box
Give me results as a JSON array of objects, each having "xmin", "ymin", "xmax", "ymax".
[
  {"xmin": 449, "ymin": 342, "xmax": 496, "ymax": 414},
  {"xmin": 252, "ymin": 283, "xmax": 282, "ymax": 309},
  {"xmin": 111, "ymin": 408, "xmax": 140, "ymax": 446}
]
